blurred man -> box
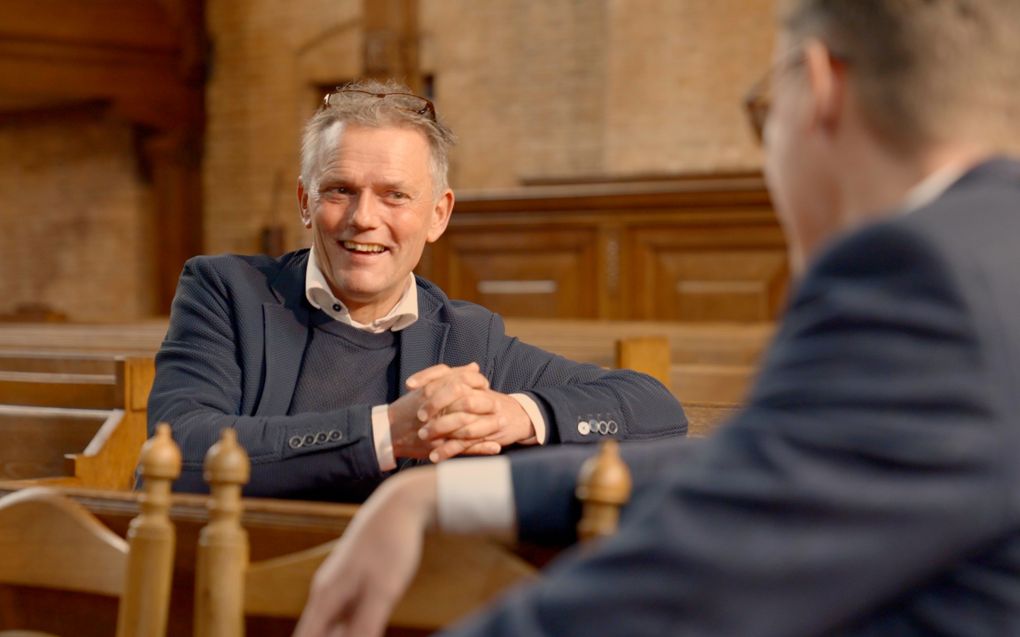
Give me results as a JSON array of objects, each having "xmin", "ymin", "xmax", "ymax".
[
  {"xmin": 296, "ymin": 1, "xmax": 1020, "ymax": 634},
  {"xmin": 148, "ymin": 81, "xmax": 686, "ymax": 501}
]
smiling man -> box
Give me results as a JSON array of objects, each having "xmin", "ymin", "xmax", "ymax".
[{"xmin": 148, "ymin": 81, "xmax": 686, "ymax": 501}]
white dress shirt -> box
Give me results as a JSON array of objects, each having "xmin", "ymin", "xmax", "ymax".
[{"xmin": 305, "ymin": 245, "xmax": 547, "ymax": 472}]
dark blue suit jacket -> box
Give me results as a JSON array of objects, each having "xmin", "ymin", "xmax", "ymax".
[
  {"xmin": 444, "ymin": 160, "xmax": 1020, "ymax": 636},
  {"xmin": 147, "ymin": 249, "xmax": 686, "ymax": 499}
]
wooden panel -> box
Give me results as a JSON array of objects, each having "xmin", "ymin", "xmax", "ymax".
[
  {"xmin": 683, "ymin": 401, "xmax": 741, "ymax": 437},
  {"xmin": 431, "ymin": 227, "xmax": 599, "ymax": 318},
  {"xmin": 420, "ymin": 174, "xmax": 788, "ymax": 321},
  {"xmin": 0, "ymin": 372, "xmax": 118, "ymax": 410},
  {"xmin": 0, "ymin": 352, "xmax": 117, "ymax": 375},
  {"xmin": 0, "ymin": 409, "xmax": 108, "ymax": 480},
  {"xmin": 669, "ymin": 363, "xmax": 755, "ymax": 404},
  {"xmin": 629, "ymin": 224, "xmax": 788, "ymax": 321}
]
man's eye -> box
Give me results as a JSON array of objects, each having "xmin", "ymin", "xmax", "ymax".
[{"xmin": 387, "ymin": 191, "xmax": 409, "ymax": 200}]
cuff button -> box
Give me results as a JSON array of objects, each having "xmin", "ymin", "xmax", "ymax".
[
  {"xmin": 315, "ymin": 432, "xmax": 328, "ymax": 444},
  {"xmin": 288, "ymin": 435, "xmax": 303, "ymax": 449},
  {"xmin": 577, "ymin": 420, "xmax": 591, "ymax": 435},
  {"xmin": 328, "ymin": 430, "xmax": 342, "ymax": 441}
]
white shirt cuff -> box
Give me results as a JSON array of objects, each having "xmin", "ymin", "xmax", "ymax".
[
  {"xmin": 371, "ymin": 404, "xmax": 396, "ymax": 472},
  {"xmin": 436, "ymin": 456, "xmax": 515, "ymax": 540},
  {"xmin": 510, "ymin": 393, "xmax": 546, "ymax": 445}
]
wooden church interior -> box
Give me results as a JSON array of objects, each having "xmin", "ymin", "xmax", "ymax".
[{"xmin": 0, "ymin": 1, "xmax": 781, "ymax": 634}]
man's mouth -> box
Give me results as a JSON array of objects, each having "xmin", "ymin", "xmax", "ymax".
[{"xmin": 341, "ymin": 240, "xmax": 388, "ymax": 254}]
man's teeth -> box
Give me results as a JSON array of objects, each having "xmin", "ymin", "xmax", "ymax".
[{"xmin": 342, "ymin": 241, "xmax": 386, "ymax": 253}]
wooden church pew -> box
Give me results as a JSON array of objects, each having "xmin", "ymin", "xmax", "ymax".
[{"xmin": 0, "ymin": 355, "xmax": 154, "ymax": 489}]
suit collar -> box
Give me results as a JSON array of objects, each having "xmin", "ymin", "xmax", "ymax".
[{"xmin": 945, "ymin": 156, "xmax": 1020, "ymax": 193}]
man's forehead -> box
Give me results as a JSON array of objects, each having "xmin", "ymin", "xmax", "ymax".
[{"xmin": 319, "ymin": 122, "xmax": 430, "ymax": 163}]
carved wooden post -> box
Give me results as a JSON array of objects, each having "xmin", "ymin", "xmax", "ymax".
[
  {"xmin": 576, "ymin": 440, "xmax": 632, "ymax": 542},
  {"xmin": 195, "ymin": 428, "xmax": 251, "ymax": 637},
  {"xmin": 116, "ymin": 423, "xmax": 181, "ymax": 637}
]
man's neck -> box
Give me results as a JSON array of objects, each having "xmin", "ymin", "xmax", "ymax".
[{"xmin": 837, "ymin": 142, "xmax": 990, "ymax": 228}]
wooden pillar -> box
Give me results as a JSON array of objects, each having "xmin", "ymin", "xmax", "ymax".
[
  {"xmin": 144, "ymin": 129, "xmax": 204, "ymax": 313},
  {"xmin": 195, "ymin": 428, "xmax": 251, "ymax": 637},
  {"xmin": 117, "ymin": 423, "xmax": 181, "ymax": 637},
  {"xmin": 576, "ymin": 441, "xmax": 632, "ymax": 542},
  {"xmin": 362, "ymin": 0, "xmax": 422, "ymax": 92}
]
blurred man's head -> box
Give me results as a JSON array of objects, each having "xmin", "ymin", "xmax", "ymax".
[
  {"xmin": 297, "ymin": 80, "xmax": 456, "ymax": 322},
  {"xmin": 753, "ymin": 0, "xmax": 1018, "ymax": 273}
]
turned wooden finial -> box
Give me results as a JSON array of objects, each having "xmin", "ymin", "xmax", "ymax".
[
  {"xmin": 195, "ymin": 428, "xmax": 251, "ymax": 637},
  {"xmin": 117, "ymin": 423, "xmax": 181, "ymax": 637},
  {"xmin": 576, "ymin": 440, "xmax": 632, "ymax": 542},
  {"xmin": 203, "ymin": 427, "xmax": 251, "ymax": 487},
  {"xmin": 139, "ymin": 423, "xmax": 182, "ymax": 483}
]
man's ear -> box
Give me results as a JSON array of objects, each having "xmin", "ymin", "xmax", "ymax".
[
  {"xmin": 803, "ymin": 38, "xmax": 845, "ymax": 138},
  {"xmin": 297, "ymin": 177, "xmax": 312, "ymax": 228},
  {"xmin": 426, "ymin": 189, "xmax": 455, "ymax": 243}
]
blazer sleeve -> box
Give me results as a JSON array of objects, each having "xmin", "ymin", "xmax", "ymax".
[
  {"xmin": 443, "ymin": 223, "xmax": 1010, "ymax": 637},
  {"xmin": 482, "ymin": 313, "xmax": 688, "ymax": 444},
  {"xmin": 148, "ymin": 257, "xmax": 382, "ymax": 498}
]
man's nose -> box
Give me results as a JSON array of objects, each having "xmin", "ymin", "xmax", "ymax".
[{"xmin": 347, "ymin": 192, "xmax": 381, "ymax": 229}]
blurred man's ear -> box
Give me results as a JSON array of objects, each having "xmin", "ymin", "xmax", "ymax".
[
  {"xmin": 297, "ymin": 177, "xmax": 312, "ymax": 228},
  {"xmin": 803, "ymin": 38, "xmax": 845, "ymax": 140},
  {"xmin": 426, "ymin": 189, "xmax": 455, "ymax": 243}
]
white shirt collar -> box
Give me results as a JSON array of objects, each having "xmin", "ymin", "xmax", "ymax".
[
  {"xmin": 899, "ymin": 163, "xmax": 969, "ymax": 214},
  {"xmin": 304, "ymin": 245, "xmax": 419, "ymax": 333}
]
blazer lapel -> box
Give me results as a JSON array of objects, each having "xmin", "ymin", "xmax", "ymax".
[
  {"xmin": 397, "ymin": 284, "xmax": 451, "ymax": 396},
  {"xmin": 397, "ymin": 317, "xmax": 450, "ymax": 397},
  {"xmin": 255, "ymin": 303, "xmax": 309, "ymax": 416},
  {"xmin": 254, "ymin": 252, "xmax": 311, "ymax": 417}
]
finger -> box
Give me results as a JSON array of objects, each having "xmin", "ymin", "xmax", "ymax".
[
  {"xmin": 295, "ymin": 578, "xmax": 352, "ymax": 637},
  {"xmin": 346, "ymin": 593, "xmax": 392, "ymax": 637},
  {"xmin": 404, "ymin": 363, "xmax": 453, "ymax": 389},
  {"xmin": 415, "ymin": 374, "xmax": 489, "ymax": 422},
  {"xmin": 406, "ymin": 361, "xmax": 484, "ymax": 391},
  {"xmin": 418, "ymin": 411, "xmax": 479, "ymax": 440},
  {"xmin": 428, "ymin": 438, "xmax": 472, "ymax": 463},
  {"xmin": 442, "ymin": 391, "xmax": 498, "ymax": 417},
  {"xmin": 431, "ymin": 413, "xmax": 503, "ymax": 441},
  {"xmin": 461, "ymin": 440, "xmax": 502, "ymax": 456},
  {"xmin": 428, "ymin": 437, "xmax": 500, "ymax": 462}
]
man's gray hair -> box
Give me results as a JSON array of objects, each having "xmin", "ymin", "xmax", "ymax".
[
  {"xmin": 300, "ymin": 79, "xmax": 455, "ymax": 198},
  {"xmin": 781, "ymin": 0, "xmax": 1020, "ymax": 153}
]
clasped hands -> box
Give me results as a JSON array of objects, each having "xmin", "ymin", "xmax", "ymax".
[{"xmin": 388, "ymin": 362, "xmax": 536, "ymax": 463}]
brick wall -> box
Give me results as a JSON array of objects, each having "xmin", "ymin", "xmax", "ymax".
[
  {"xmin": 5, "ymin": 0, "xmax": 1017, "ymax": 321},
  {"xmin": 204, "ymin": 0, "xmax": 778, "ymax": 254},
  {"xmin": 0, "ymin": 111, "xmax": 155, "ymax": 321}
]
